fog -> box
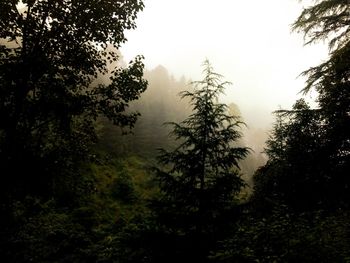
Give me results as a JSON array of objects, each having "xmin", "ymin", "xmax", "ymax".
[
  {"xmin": 120, "ymin": 0, "xmax": 328, "ymax": 129},
  {"xmin": 97, "ymin": 57, "xmax": 267, "ymax": 184},
  {"xmin": 9, "ymin": 0, "xmax": 330, "ymax": 181}
]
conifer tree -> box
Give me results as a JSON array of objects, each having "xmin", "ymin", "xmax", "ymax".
[{"xmin": 154, "ymin": 60, "xmax": 249, "ymax": 262}]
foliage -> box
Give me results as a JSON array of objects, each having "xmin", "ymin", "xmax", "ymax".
[
  {"xmin": 292, "ymin": 0, "xmax": 349, "ymax": 51},
  {"xmin": 0, "ymin": 154, "xmax": 157, "ymax": 263},
  {"xmin": 1, "ymin": 197, "xmax": 96, "ymax": 262},
  {"xmin": 253, "ymin": 0, "xmax": 350, "ymax": 212},
  {"xmin": 239, "ymin": 2, "xmax": 350, "ymax": 261},
  {"xmin": 253, "ymin": 99, "xmax": 332, "ymax": 211},
  {"xmin": 212, "ymin": 207, "xmax": 350, "ymax": 263},
  {"xmin": 0, "ymin": 1, "xmax": 148, "ymax": 262},
  {"xmin": 292, "ymin": 0, "xmax": 350, "ymax": 205},
  {"xmin": 0, "ymin": 0, "xmax": 147, "ymax": 200},
  {"xmin": 1, "ymin": 0, "xmax": 349, "ymax": 260}
]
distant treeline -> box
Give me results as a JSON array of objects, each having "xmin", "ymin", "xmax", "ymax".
[{"xmin": 97, "ymin": 64, "xmax": 267, "ymax": 185}]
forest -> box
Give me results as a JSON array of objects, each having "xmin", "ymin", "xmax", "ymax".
[{"xmin": 0, "ymin": 0, "xmax": 349, "ymax": 262}]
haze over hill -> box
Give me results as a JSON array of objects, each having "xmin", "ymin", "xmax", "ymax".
[
  {"xmin": 1, "ymin": 0, "xmax": 349, "ymax": 262},
  {"xmin": 97, "ymin": 60, "xmax": 268, "ymax": 185},
  {"xmin": 120, "ymin": 0, "xmax": 329, "ymax": 129}
]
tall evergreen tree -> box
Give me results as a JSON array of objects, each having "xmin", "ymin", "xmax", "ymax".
[{"xmin": 152, "ymin": 60, "xmax": 249, "ymax": 262}]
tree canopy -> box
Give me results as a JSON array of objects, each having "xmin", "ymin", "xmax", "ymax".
[
  {"xmin": 0, "ymin": 0, "xmax": 147, "ymax": 199},
  {"xmin": 253, "ymin": 0, "xmax": 350, "ymax": 211},
  {"xmin": 293, "ymin": 0, "xmax": 350, "ymax": 207}
]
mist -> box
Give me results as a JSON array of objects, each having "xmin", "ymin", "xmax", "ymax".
[
  {"xmin": 121, "ymin": 0, "xmax": 329, "ymax": 129},
  {"xmin": 2, "ymin": 0, "xmax": 349, "ymax": 261},
  {"xmin": 97, "ymin": 55, "xmax": 268, "ymax": 184}
]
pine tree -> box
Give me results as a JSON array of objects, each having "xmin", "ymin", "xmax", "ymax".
[{"xmin": 153, "ymin": 60, "xmax": 249, "ymax": 262}]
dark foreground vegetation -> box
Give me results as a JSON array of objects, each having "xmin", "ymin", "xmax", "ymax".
[{"xmin": 0, "ymin": 0, "xmax": 349, "ymax": 262}]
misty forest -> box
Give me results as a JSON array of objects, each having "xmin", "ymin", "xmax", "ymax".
[{"xmin": 0, "ymin": 0, "xmax": 349, "ymax": 262}]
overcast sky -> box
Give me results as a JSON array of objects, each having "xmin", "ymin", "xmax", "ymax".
[{"xmin": 120, "ymin": 0, "xmax": 328, "ymax": 128}]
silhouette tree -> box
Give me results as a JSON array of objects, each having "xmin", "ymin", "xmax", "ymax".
[
  {"xmin": 213, "ymin": 2, "xmax": 350, "ymax": 261},
  {"xmin": 0, "ymin": 0, "xmax": 147, "ymax": 199},
  {"xmin": 292, "ymin": 0, "xmax": 350, "ymax": 207},
  {"xmin": 253, "ymin": 100, "xmax": 328, "ymax": 211},
  {"xmin": 153, "ymin": 60, "xmax": 249, "ymax": 262},
  {"xmin": 253, "ymin": 0, "xmax": 350, "ymax": 211}
]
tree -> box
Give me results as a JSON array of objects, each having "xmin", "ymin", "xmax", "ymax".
[
  {"xmin": 152, "ymin": 60, "xmax": 249, "ymax": 262},
  {"xmin": 253, "ymin": 0, "xmax": 350, "ymax": 212},
  {"xmin": 0, "ymin": 0, "xmax": 147, "ymax": 200},
  {"xmin": 253, "ymin": 99, "xmax": 329, "ymax": 211},
  {"xmin": 292, "ymin": 0, "xmax": 349, "ymax": 51},
  {"xmin": 217, "ymin": 2, "xmax": 350, "ymax": 261},
  {"xmin": 292, "ymin": 0, "xmax": 350, "ymax": 206}
]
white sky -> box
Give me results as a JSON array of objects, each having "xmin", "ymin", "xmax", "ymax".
[{"xmin": 120, "ymin": 0, "xmax": 329, "ymax": 129}]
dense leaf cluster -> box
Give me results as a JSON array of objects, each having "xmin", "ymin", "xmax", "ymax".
[{"xmin": 0, "ymin": 0, "xmax": 147, "ymax": 199}]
